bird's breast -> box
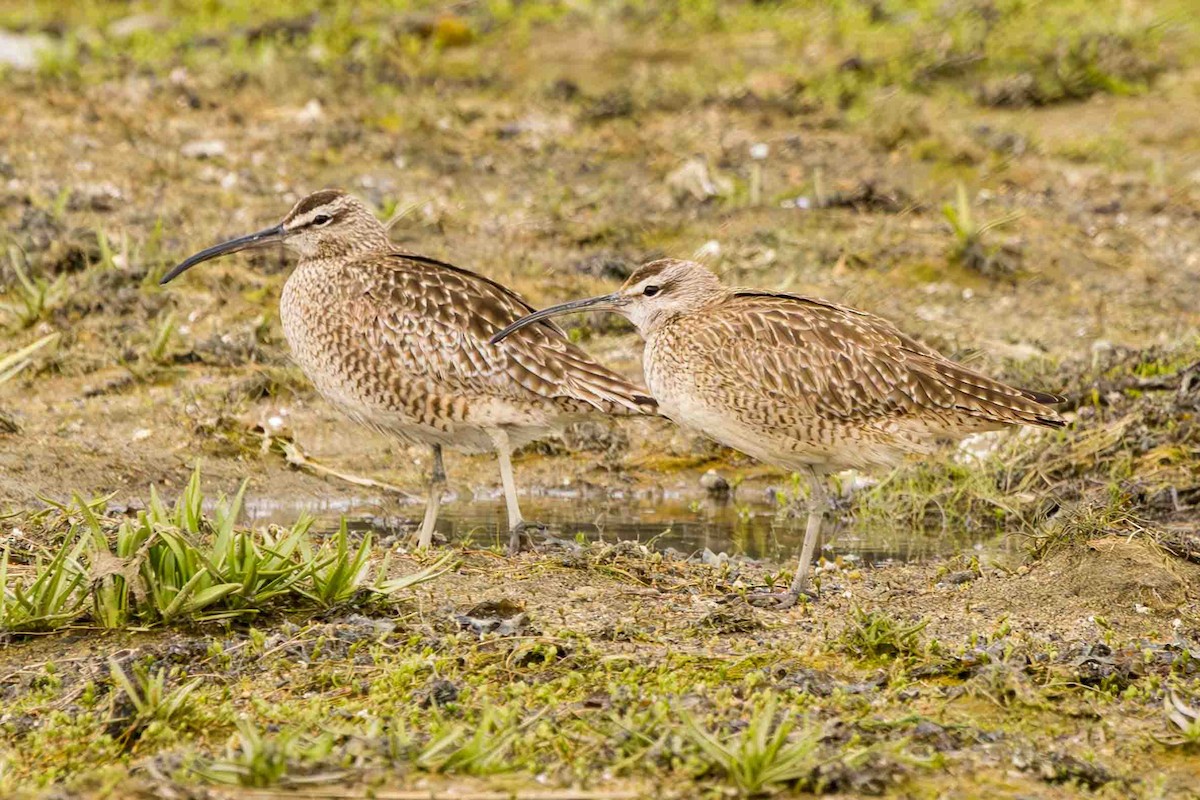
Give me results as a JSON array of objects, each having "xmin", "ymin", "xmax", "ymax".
[
  {"xmin": 280, "ymin": 265, "xmax": 403, "ymax": 417},
  {"xmin": 641, "ymin": 329, "xmax": 693, "ymax": 421},
  {"xmin": 280, "ymin": 267, "xmax": 342, "ymax": 381}
]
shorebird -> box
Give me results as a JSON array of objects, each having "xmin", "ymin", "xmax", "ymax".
[
  {"xmin": 491, "ymin": 258, "xmax": 1065, "ymax": 606},
  {"xmin": 161, "ymin": 190, "xmax": 656, "ymax": 552}
]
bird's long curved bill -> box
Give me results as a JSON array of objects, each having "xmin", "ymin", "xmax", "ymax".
[
  {"xmin": 159, "ymin": 225, "xmax": 285, "ymax": 285},
  {"xmin": 489, "ymin": 294, "xmax": 617, "ymax": 345}
]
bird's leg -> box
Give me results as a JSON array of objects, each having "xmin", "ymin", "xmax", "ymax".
[
  {"xmin": 487, "ymin": 428, "xmax": 541, "ymax": 555},
  {"xmin": 415, "ymin": 444, "xmax": 446, "ymax": 549},
  {"xmin": 787, "ymin": 470, "xmax": 829, "ymax": 601},
  {"xmin": 749, "ymin": 468, "xmax": 828, "ymax": 610}
]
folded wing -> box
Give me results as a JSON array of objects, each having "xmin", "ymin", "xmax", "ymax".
[
  {"xmin": 354, "ymin": 254, "xmax": 656, "ymax": 415},
  {"xmin": 692, "ymin": 291, "xmax": 1063, "ymax": 431}
]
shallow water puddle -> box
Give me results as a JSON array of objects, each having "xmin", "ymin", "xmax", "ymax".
[{"xmin": 243, "ymin": 489, "xmax": 1014, "ymax": 567}]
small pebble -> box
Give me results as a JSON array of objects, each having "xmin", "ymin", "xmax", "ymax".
[
  {"xmin": 699, "ymin": 469, "xmax": 730, "ymax": 497},
  {"xmin": 181, "ymin": 139, "xmax": 227, "ymax": 159}
]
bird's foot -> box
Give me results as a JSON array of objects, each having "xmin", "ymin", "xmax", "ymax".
[
  {"xmin": 507, "ymin": 521, "xmax": 548, "ymax": 556},
  {"xmin": 743, "ymin": 586, "xmax": 817, "ymax": 610},
  {"xmin": 409, "ymin": 529, "xmax": 447, "ymax": 551}
]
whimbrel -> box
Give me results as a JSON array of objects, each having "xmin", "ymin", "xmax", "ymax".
[
  {"xmin": 491, "ymin": 258, "xmax": 1064, "ymax": 606},
  {"xmin": 161, "ymin": 190, "xmax": 656, "ymax": 551}
]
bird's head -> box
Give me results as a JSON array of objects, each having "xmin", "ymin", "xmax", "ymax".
[
  {"xmin": 490, "ymin": 258, "xmax": 723, "ymax": 344},
  {"xmin": 160, "ymin": 189, "xmax": 388, "ymax": 285}
]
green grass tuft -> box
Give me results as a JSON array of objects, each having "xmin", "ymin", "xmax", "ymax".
[
  {"xmin": 841, "ymin": 607, "xmax": 929, "ymax": 662},
  {"xmin": 681, "ymin": 693, "xmax": 827, "ymax": 795},
  {"xmin": 2, "ymin": 467, "xmax": 454, "ymax": 633}
]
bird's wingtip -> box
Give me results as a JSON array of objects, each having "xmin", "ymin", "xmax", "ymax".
[{"xmin": 1025, "ymin": 388, "xmax": 1067, "ymax": 405}]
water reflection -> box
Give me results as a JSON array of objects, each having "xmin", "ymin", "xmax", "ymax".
[{"xmin": 243, "ymin": 489, "xmax": 1011, "ymax": 567}]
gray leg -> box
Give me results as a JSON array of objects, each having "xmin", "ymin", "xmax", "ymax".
[
  {"xmin": 787, "ymin": 468, "xmax": 828, "ymax": 600},
  {"xmin": 748, "ymin": 468, "xmax": 828, "ymax": 610},
  {"xmin": 416, "ymin": 445, "xmax": 445, "ymax": 549},
  {"xmin": 489, "ymin": 429, "xmax": 524, "ymax": 530},
  {"xmin": 487, "ymin": 428, "xmax": 534, "ymax": 554}
]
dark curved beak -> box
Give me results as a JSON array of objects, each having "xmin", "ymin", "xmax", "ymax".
[
  {"xmin": 160, "ymin": 225, "xmax": 285, "ymax": 285},
  {"xmin": 490, "ymin": 294, "xmax": 619, "ymax": 345}
]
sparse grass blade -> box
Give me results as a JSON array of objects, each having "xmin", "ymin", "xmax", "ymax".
[
  {"xmin": 95, "ymin": 227, "xmax": 115, "ymax": 269},
  {"xmin": 178, "ymin": 465, "xmax": 205, "ymax": 534},
  {"xmin": 200, "ymin": 718, "xmax": 337, "ymax": 787},
  {"xmin": 108, "ymin": 657, "xmax": 201, "ymax": 738},
  {"xmin": 0, "ymin": 332, "xmax": 61, "ymax": 384},
  {"xmin": 0, "ymin": 248, "xmax": 69, "ymax": 330},
  {"xmin": 166, "ymin": 573, "xmax": 243, "ymax": 622},
  {"xmin": 375, "ymin": 550, "xmax": 459, "ymax": 595},
  {"xmin": 416, "ymin": 706, "xmax": 518, "ymax": 775},
  {"xmin": 80, "ymin": 497, "xmax": 133, "ymax": 628},
  {"xmin": 148, "ymin": 311, "xmax": 178, "ymax": 365},
  {"xmin": 0, "ymin": 535, "xmax": 88, "ymax": 632},
  {"xmin": 225, "ymin": 520, "xmax": 316, "ymax": 607},
  {"xmin": 941, "ymin": 182, "xmax": 1022, "ymax": 276},
  {"xmin": 841, "ymin": 607, "xmax": 929, "ymax": 661},
  {"xmin": 297, "ymin": 519, "xmax": 373, "ymax": 608}
]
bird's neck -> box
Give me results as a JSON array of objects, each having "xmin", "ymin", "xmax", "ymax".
[
  {"xmin": 309, "ymin": 228, "xmax": 391, "ymax": 262},
  {"xmin": 290, "ymin": 241, "xmax": 381, "ymax": 285},
  {"xmin": 636, "ymin": 287, "xmax": 729, "ymax": 338}
]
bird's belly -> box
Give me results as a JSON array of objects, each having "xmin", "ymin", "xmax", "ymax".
[
  {"xmin": 646, "ymin": 366, "xmax": 781, "ymax": 461},
  {"xmin": 658, "ymin": 390, "xmax": 822, "ymax": 466},
  {"xmin": 280, "ymin": 297, "xmax": 557, "ymax": 453},
  {"xmin": 648, "ymin": 369, "xmax": 905, "ymax": 473}
]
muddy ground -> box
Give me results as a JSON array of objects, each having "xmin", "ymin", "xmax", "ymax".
[{"xmin": 1, "ymin": 1, "xmax": 1199, "ymax": 798}]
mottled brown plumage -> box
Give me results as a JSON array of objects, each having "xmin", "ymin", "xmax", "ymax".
[
  {"xmin": 282, "ymin": 252, "xmax": 654, "ymax": 445},
  {"xmin": 163, "ymin": 190, "xmax": 655, "ymax": 549},
  {"xmin": 491, "ymin": 258, "xmax": 1065, "ymax": 605}
]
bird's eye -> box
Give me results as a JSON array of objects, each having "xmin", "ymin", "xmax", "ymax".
[
  {"xmin": 643, "ymin": 285, "xmax": 660, "ymax": 297},
  {"xmin": 312, "ymin": 214, "xmax": 333, "ymax": 226}
]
